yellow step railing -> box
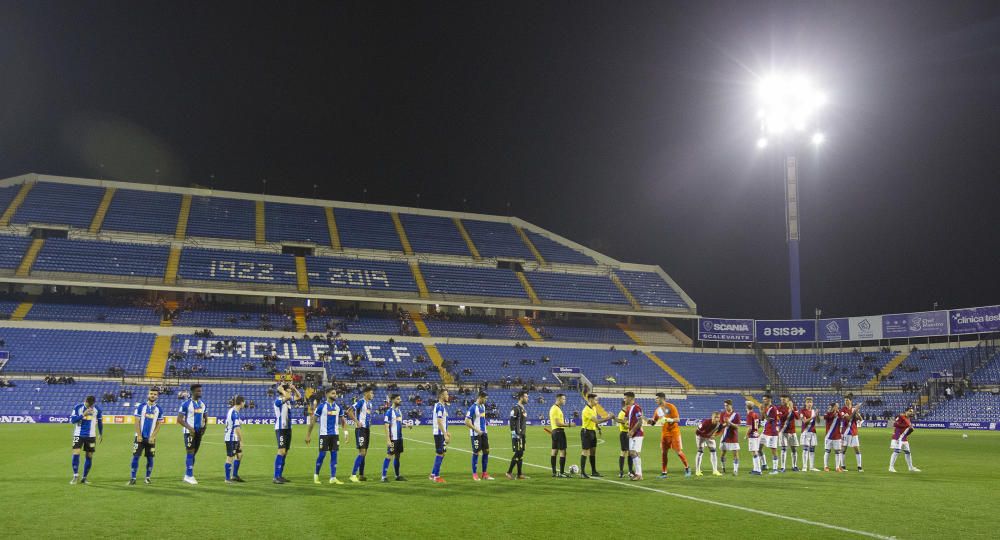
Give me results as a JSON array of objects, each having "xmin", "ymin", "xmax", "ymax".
[
  {"xmin": 391, "ymin": 212, "xmax": 414, "ymax": 255},
  {"xmin": 516, "ymin": 271, "xmax": 541, "ymax": 305},
  {"xmin": 0, "ymin": 182, "xmax": 33, "ymax": 226},
  {"xmin": 16, "ymin": 238, "xmax": 44, "ymax": 277},
  {"xmin": 295, "ymin": 256, "xmax": 309, "ymax": 293},
  {"xmin": 293, "ymin": 306, "xmax": 308, "ymax": 332},
  {"xmin": 409, "ymin": 261, "xmax": 429, "ymax": 299},
  {"xmin": 175, "ymin": 194, "xmax": 192, "ymax": 240},
  {"xmin": 255, "ymin": 200, "xmax": 266, "ymax": 244},
  {"xmin": 610, "ymin": 272, "xmax": 642, "ymax": 310},
  {"xmin": 325, "ymin": 207, "xmax": 342, "ymax": 250},
  {"xmin": 453, "ymin": 218, "xmax": 480, "ymax": 260},
  {"xmin": 145, "ymin": 335, "xmax": 173, "ymax": 379},
  {"xmin": 164, "ymin": 246, "xmax": 182, "ymax": 285},
  {"xmin": 88, "ymin": 187, "xmax": 116, "ymax": 234},
  {"xmin": 519, "ymin": 317, "xmax": 543, "ymax": 341},
  {"xmin": 515, "ymin": 226, "xmax": 546, "ymax": 265}
]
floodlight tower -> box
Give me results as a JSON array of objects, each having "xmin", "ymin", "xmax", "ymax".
[{"xmin": 755, "ymin": 73, "xmax": 826, "ymax": 320}]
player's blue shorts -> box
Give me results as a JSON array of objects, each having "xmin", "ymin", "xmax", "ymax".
[{"xmin": 434, "ymin": 434, "xmax": 448, "ymax": 454}]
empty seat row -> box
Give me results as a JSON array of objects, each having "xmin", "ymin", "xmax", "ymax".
[
  {"xmin": 102, "ymin": 189, "xmax": 182, "ymax": 235},
  {"xmin": 34, "ymin": 238, "xmax": 170, "ymax": 277},
  {"xmin": 11, "ymin": 182, "xmax": 105, "ymax": 228}
]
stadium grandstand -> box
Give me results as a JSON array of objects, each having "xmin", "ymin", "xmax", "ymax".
[{"xmin": 0, "ymin": 174, "xmax": 998, "ymax": 430}]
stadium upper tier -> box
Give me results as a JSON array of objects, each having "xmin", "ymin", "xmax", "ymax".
[{"xmin": 0, "ymin": 175, "xmax": 694, "ymax": 315}]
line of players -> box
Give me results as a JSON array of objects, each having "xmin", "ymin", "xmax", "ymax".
[{"xmin": 67, "ymin": 384, "xmax": 920, "ymax": 485}]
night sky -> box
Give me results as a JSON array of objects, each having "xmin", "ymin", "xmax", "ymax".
[{"xmin": 1, "ymin": 1, "xmax": 998, "ymax": 319}]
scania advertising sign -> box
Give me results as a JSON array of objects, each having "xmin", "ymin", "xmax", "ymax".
[
  {"xmin": 754, "ymin": 319, "xmax": 817, "ymax": 343},
  {"xmin": 697, "ymin": 318, "xmax": 754, "ymax": 342}
]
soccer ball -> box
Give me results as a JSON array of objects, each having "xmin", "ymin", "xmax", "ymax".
[
  {"xmin": 569, "ymin": 464, "xmax": 580, "ymax": 475},
  {"xmin": 962, "ymin": 433, "xmax": 969, "ymax": 439}
]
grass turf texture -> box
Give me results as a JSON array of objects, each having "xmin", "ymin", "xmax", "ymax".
[{"xmin": 1, "ymin": 425, "xmax": 996, "ymax": 539}]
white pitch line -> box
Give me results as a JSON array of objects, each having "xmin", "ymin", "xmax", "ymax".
[{"xmin": 403, "ymin": 436, "xmax": 895, "ymax": 540}]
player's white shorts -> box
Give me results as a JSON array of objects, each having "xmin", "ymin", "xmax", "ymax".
[
  {"xmin": 721, "ymin": 442, "xmax": 740, "ymax": 451},
  {"xmin": 695, "ymin": 436, "xmax": 717, "ymax": 450},
  {"xmin": 890, "ymin": 439, "xmax": 910, "ymax": 451},
  {"xmin": 800, "ymin": 432, "xmax": 818, "ymax": 447},
  {"xmin": 747, "ymin": 436, "xmax": 761, "ymax": 452},
  {"xmin": 780, "ymin": 433, "xmax": 800, "ymax": 447},
  {"xmin": 762, "ymin": 435, "xmax": 779, "ymax": 449},
  {"xmin": 628, "ymin": 436, "xmax": 644, "ymax": 452},
  {"xmin": 843, "ymin": 434, "xmax": 860, "ymax": 448},
  {"xmin": 824, "ymin": 438, "xmax": 842, "ymax": 451}
]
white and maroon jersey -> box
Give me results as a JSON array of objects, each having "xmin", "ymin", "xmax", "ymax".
[
  {"xmin": 824, "ymin": 411, "xmax": 843, "ymax": 440},
  {"xmin": 626, "ymin": 403, "xmax": 644, "ymax": 438},
  {"xmin": 779, "ymin": 406, "xmax": 799, "ymax": 434},
  {"xmin": 695, "ymin": 418, "xmax": 719, "ymax": 439},
  {"xmin": 800, "ymin": 408, "xmax": 818, "ymax": 433},
  {"xmin": 892, "ymin": 415, "xmax": 913, "ymax": 442},
  {"xmin": 763, "ymin": 405, "xmax": 780, "ymax": 436},
  {"xmin": 720, "ymin": 411, "xmax": 740, "ymax": 443},
  {"xmin": 746, "ymin": 410, "xmax": 761, "ymax": 438},
  {"xmin": 840, "ymin": 406, "xmax": 859, "ymax": 436}
]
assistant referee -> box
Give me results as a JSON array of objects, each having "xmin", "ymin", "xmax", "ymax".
[
  {"xmin": 579, "ymin": 393, "xmax": 612, "ymax": 478},
  {"xmin": 549, "ymin": 394, "xmax": 571, "ymax": 477}
]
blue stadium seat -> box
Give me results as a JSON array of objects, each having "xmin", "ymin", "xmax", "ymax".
[
  {"xmin": 527, "ymin": 271, "xmax": 629, "ymax": 305},
  {"xmin": 178, "ymin": 247, "xmax": 297, "ymax": 286},
  {"xmin": 658, "ymin": 352, "xmax": 767, "ymax": 388},
  {"xmin": 335, "ymin": 208, "xmax": 402, "ymax": 251},
  {"xmin": 186, "ymin": 196, "xmax": 255, "ymax": 240},
  {"xmin": 421, "ymin": 264, "xmax": 527, "ymax": 299},
  {"xmin": 461, "ymin": 220, "xmax": 533, "ymax": 259},
  {"xmin": 12, "ymin": 182, "xmax": 105, "ymax": 228},
  {"xmin": 306, "ymin": 255, "xmax": 418, "ymax": 293},
  {"xmin": 102, "ymin": 189, "xmax": 181, "ymax": 235},
  {"xmin": 399, "ymin": 213, "xmax": 470, "ymax": 256},
  {"xmin": 265, "ymin": 202, "xmax": 330, "ymax": 245},
  {"xmin": 0, "ymin": 235, "xmax": 31, "ymax": 269},
  {"xmin": 0, "ymin": 328, "xmax": 156, "ymax": 376},
  {"xmin": 33, "ymin": 238, "xmax": 169, "ymax": 277},
  {"xmin": 614, "ymin": 270, "xmax": 688, "ymax": 309},
  {"xmin": 525, "ymin": 230, "xmax": 594, "ymax": 265}
]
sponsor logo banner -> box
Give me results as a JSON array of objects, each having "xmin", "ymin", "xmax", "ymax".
[
  {"xmin": 848, "ymin": 316, "xmax": 883, "ymax": 341},
  {"xmin": 754, "ymin": 319, "xmax": 817, "ymax": 343},
  {"xmin": 698, "ymin": 318, "xmax": 754, "ymax": 342},
  {"xmin": 949, "ymin": 305, "xmax": 1000, "ymax": 335},
  {"xmin": 552, "ymin": 367, "xmax": 582, "ymax": 374},
  {"xmin": 882, "ymin": 311, "xmax": 948, "ymax": 338},
  {"xmin": 289, "ymin": 360, "xmax": 323, "ymax": 368},
  {"xmin": 819, "ymin": 318, "xmax": 850, "ymax": 342}
]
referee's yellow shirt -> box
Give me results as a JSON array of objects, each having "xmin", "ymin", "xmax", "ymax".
[
  {"xmin": 617, "ymin": 410, "xmax": 629, "ymax": 432},
  {"xmin": 581, "ymin": 405, "xmax": 598, "ymax": 431},
  {"xmin": 549, "ymin": 405, "xmax": 565, "ymax": 429}
]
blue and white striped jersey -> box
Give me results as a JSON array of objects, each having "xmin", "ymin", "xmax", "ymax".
[
  {"xmin": 178, "ymin": 399, "xmax": 207, "ymax": 434},
  {"xmin": 466, "ymin": 403, "xmax": 487, "ymax": 436},
  {"xmin": 384, "ymin": 407, "xmax": 403, "ymax": 441},
  {"xmin": 432, "ymin": 402, "xmax": 449, "ymax": 435},
  {"xmin": 224, "ymin": 407, "xmax": 242, "ymax": 442},
  {"xmin": 134, "ymin": 403, "xmax": 163, "ymax": 439},
  {"xmin": 71, "ymin": 404, "xmax": 103, "ymax": 438},
  {"xmin": 313, "ymin": 401, "xmax": 343, "ymax": 436},
  {"xmin": 274, "ymin": 398, "xmax": 293, "ymax": 431},
  {"xmin": 353, "ymin": 398, "xmax": 373, "ymax": 429}
]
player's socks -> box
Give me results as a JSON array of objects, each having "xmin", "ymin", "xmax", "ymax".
[
  {"xmin": 695, "ymin": 450, "xmax": 703, "ymax": 472},
  {"xmin": 360, "ymin": 456, "xmax": 367, "ymax": 476},
  {"xmin": 559, "ymin": 456, "xmax": 566, "ymax": 474},
  {"xmin": 733, "ymin": 458, "xmax": 739, "ymax": 474},
  {"xmin": 393, "ymin": 456, "xmax": 400, "ymax": 477},
  {"xmin": 72, "ymin": 454, "xmax": 80, "ymax": 475},
  {"xmin": 83, "ymin": 456, "xmax": 92, "ymax": 478},
  {"xmin": 633, "ymin": 456, "xmax": 642, "ymax": 477},
  {"xmin": 771, "ymin": 456, "xmax": 778, "ymax": 471},
  {"xmin": 889, "ymin": 449, "xmax": 899, "ymax": 469},
  {"xmin": 661, "ymin": 452, "xmax": 669, "ymax": 473},
  {"xmin": 273, "ymin": 454, "xmax": 283, "ymax": 479},
  {"xmin": 779, "ymin": 447, "xmax": 786, "ymax": 470},
  {"xmin": 720, "ymin": 456, "xmax": 726, "ymax": 473},
  {"xmin": 823, "ymin": 449, "xmax": 830, "ymax": 468},
  {"xmin": 315, "ymin": 451, "xmax": 326, "ymax": 474},
  {"xmin": 471, "ymin": 454, "xmax": 479, "ymax": 474},
  {"xmin": 382, "ymin": 457, "xmax": 391, "ymax": 478},
  {"xmin": 145, "ymin": 457, "xmax": 153, "ymax": 478},
  {"xmin": 855, "ymin": 452, "xmax": 863, "ymax": 469},
  {"xmin": 233, "ymin": 459, "xmax": 240, "ymax": 477},
  {"xmin": 432, "ymin": 455, "xmax": 443, "ymax": 477},
  {"xmin": 225, "ymin": 462, "xmax": 232, "ymax": 481},
  {"xmin": 627, "ymin": 455, "xmax": 634, "ymax": 474},
  {"xmin": 551, "ymin": 455, "xmax": 558, "ymax": 475},
  {"xmin": 330, "ymin": 450, "xmax": 338, "ymax": 477},
  {"xmin": 619, "ymin": 456, "xmax": 625, "ymax": 474},
  {"xmin": 481, "ymin": 454, "xmax": 488, "ymax": 473},
  {"xmin": 709, "ymin": 450, "xmax": 718, "ymax": 472},
  {"xmin": 130, "ymin": 455, "xmax": 140, "ymax": 480},
  {"xmin": 517, "ymin": 458, "xmax": 523, "ymax": 476},
  {"xmin": 589, "ymin": 454, "xmax": 597, "ymax": 475},
  {"xmin": 903, "ymin": 450, "xmax": 913, "ymax": 469},
  {"xmin": 579, "ymin": 455, "xmax": 587, "ymax": 474},
  {"xmin": 186, "ymin": 454, "xmax": 194, "ymax": 477},
  {"xmin": 352, "ymin": 455, "xmax": 361, "ymax": 475}
]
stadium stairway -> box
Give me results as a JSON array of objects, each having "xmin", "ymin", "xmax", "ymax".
[
  {"xmin": 515, "ymin": 225, "xmax": 546, "ymax": 266},
  {"xmin": 324, "ymin": 207, "xmax": 342, "ymax": 250},
  {"xmin": 10, "ymin": 300, "xmax": 34, "ymax": 321},
  {"xmin": 409, "ymin": 311, "xmax": 431, "ymax": 337},
  {"xmin": 610, "ymin": 273, "xmax": 642, "ymax": 310},
  {"xmin": 644, "ymin": 351, "xmax": 695, "ymax": 390},
  {"xmin": 661, "ymin": 319, "xmax": 694, "ymax": 346},
  {"xmin": 88, "ymin": 187, "xmax": 116, "ymax": 233},
  {"xmin": 864, "ymin": 350, "xmax": 910, "ymax": 391},
  {"xmin": 292, "ymin": 306, "xmax": 307, "ymax": 332},
  {"xmin": 390, "ymin": 212, "xmax": 414, "ymax": 255},
  {"xmin": 516, "ymin": 271, "xmax": 541, "ymax": 305},
  {"xmin": 164, "ymin": 246, "xmax": 182, "ymax": 285},
  {"xmin": 294, "ymin": 256, "xmax": 309, "ymax": 293},
  {"xmin": 0, "ymin": 181, "xmax": 33, "ymax": 226},
  {"xmin": 423, "ymin": 343, "xmax": 455, "ymax": 384},
  {"xmin": 617, "ymin": 322, "xmax": 645, "ymax": 345},
  {"xmin": 255, "ymin": 200, "xmax": 266, "ymax": 244},
  {"xmin": 409, "ymin": 261, "xmax": 430, "ymax": 299},
  {"xmin": 16, "ymin": 238, "xmax": 44, "ymax": 277},
  {"xmin": 145, "ymin": 335, "xmax": 172, "ymax": 378},
  {"xmin": 453, "ymin": 217, "xmax": 481, "ymax": 260},
  {"xmin": 174, "ymin": 194, "xmax": 191, "ymax": 240},
  {"xmin": 519, "ymin": 317, "xmax": 544, "ymax": 341}
]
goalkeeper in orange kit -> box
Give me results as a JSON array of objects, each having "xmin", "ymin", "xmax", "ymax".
[{"xmin": 650, "ymin": 392, "xmax": 691, "ymax": 478}]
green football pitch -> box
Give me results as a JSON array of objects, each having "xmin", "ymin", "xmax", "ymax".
[{"xmin": 1, "ymin": 425, "xmax": 996, "ymax": 539}]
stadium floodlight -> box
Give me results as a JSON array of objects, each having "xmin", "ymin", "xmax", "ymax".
[{"xmin": 754, "ymin": 71, "xmax": 828, "ymax": 320}]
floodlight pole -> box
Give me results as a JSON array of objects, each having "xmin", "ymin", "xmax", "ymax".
[{"xmin": 784, "ymin": 154, "xmax": 802, "ymax": 319}]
